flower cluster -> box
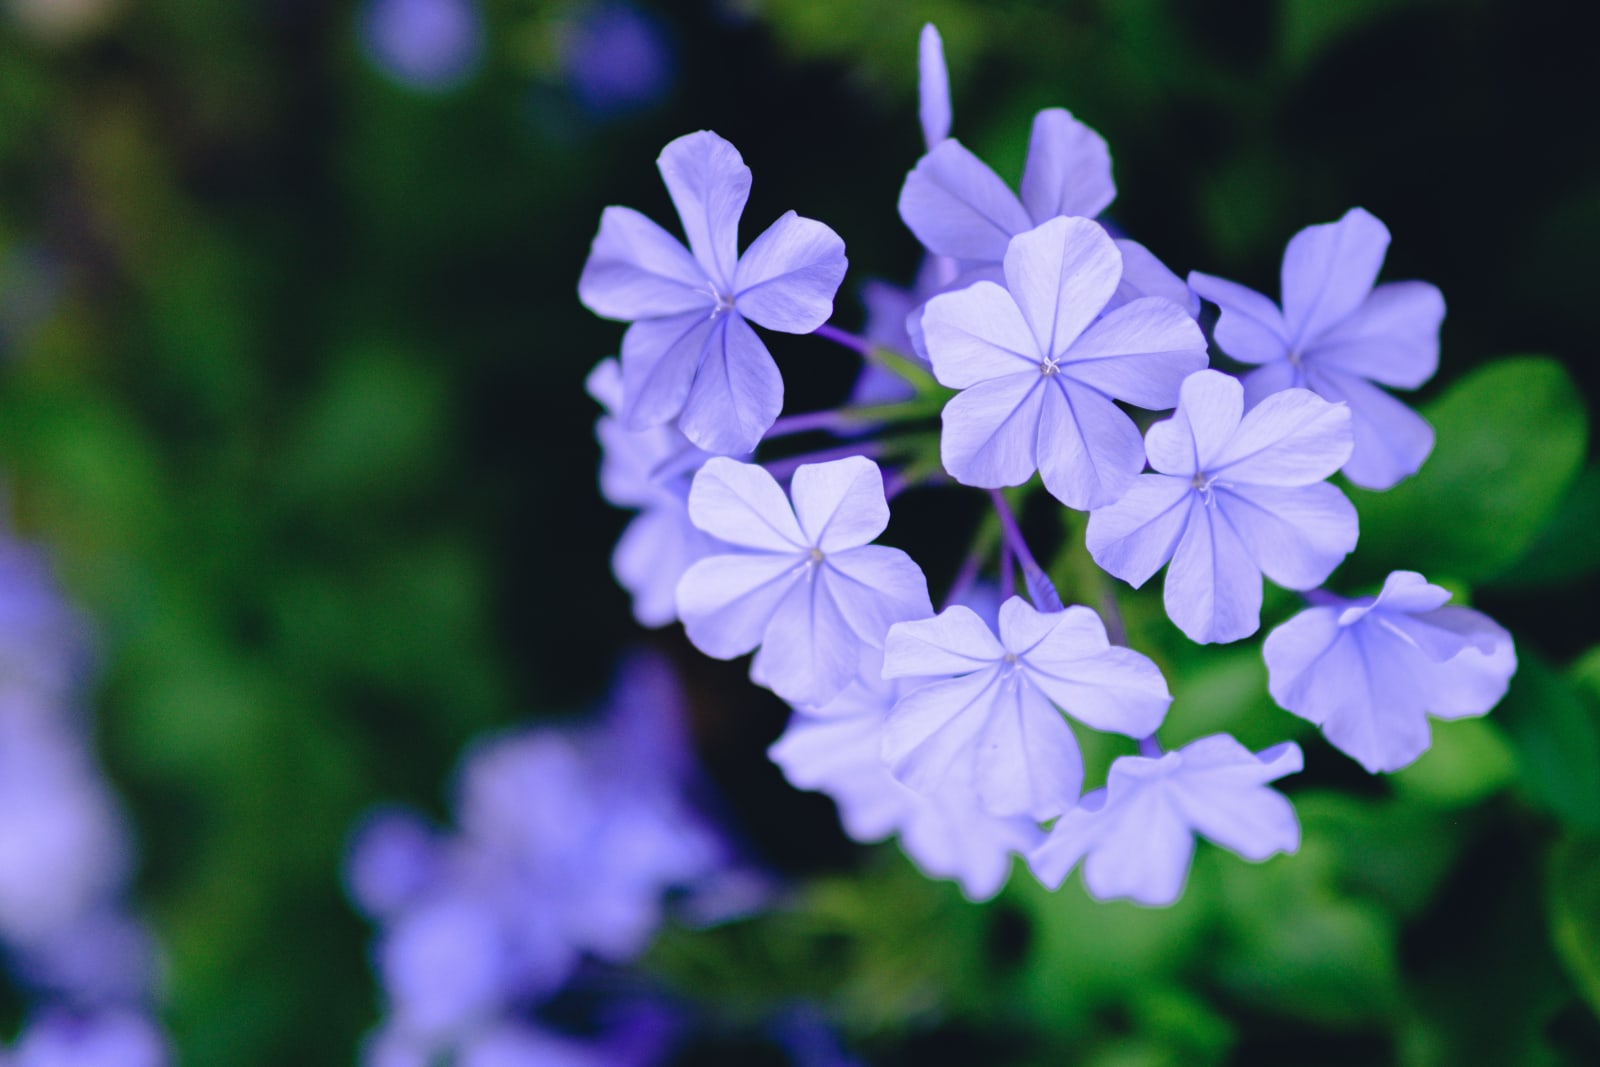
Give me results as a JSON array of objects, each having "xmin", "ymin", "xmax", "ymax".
[
  {"xmin": 0, "ymin": 544, "xmax": 169, "ymax": 1065},
  {"xmin": 579, "ymin": 24, "xmax": 1516, "ymax": 907},
  {"xmin": 346, "ymin": 652, "xmax": 735, "ymax": 1066}
]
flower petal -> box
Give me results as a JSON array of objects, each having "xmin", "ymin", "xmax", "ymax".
[
  {"xmin": 1307, "ymin": 368, "xmax": 1433, "ymax": 491},
  {"xmin": 613, "ymin": 504, "xmax": 714, "ymax": 627},
  {"xmin": 1309, "ymin": 280, "xmax": 1443, "ymax": 389},
  {"xmin": 1080, "ymin": 782, "xmax": 1196, "ymax": 906},
  {"xmin": 921, "ymin": 281, "xmax": 1039, "ymax": 388},
  {"xmin": 1113, "ymin": 239, "xmax": 1199, "ymax": 317},
  {"xmin": 939, "ymin": 372, "xmax": 1046, "ymax": 489},
  {"xmin": 884, "ymin": 605, "xmax": 1006, "ymax": 677},
  {"xmin": 918, "ymin": 23, "xmax": 952, "ymax": 148},
  {"xmin": 619, "ymin": 311, "xmax": 717, "ymax": 431},
  {"xmin": 1209, "ymin": 386, "xmax": 1353, "ymax": 485},
  {"xmin": 1164, "ymin": 501, "xmax": 1261, "ymax": 644},
  {"xmin": 1419, "ymin": 609, "xmax": 1516, "ymax": 719},
  {"xmin": 1023, "ymin": 618, "xmax": 1172, "ymax": 740},
  {"xmin": 1027, "ymin": 794, "xmax": 1103, "ymax": 889},
  {"xmin": 974, "ymin": 678, "xmax": 1084, "ymax": 818},
  {"xmin": 1187, "ymin": 271, "xmax": 1289, "ymax": 365},
  {"xmin": 676, "ymin": 552, "xmax": 803, "ymax": 659},
  {"xmin": 578, "ymin": 206, "xmax": 714, "ymax": 321},
  {"xmin": 1145, "ymin": 370, "xmax": 1242, "ymax": 476},
  {"xmin": 751, "ymin": 570, "xmax": 861, "ymax": 707},
  {"xmin": 1060, "ymin": 296, "xmax": 1209, "ymax": 410},
  {"xmin": 1036, "ymin": 378, "xmax": 1145, "ymax": 510},
  {"xmin": 1003, "ymin": 216, "xmax": 1120, "ymax": 359},
  {"xmin": 1217, "ymin": 482, "xmax": 1358, "ymax": 589},
  {"xmin": 823, "ymin": 545, "xmax": 934, "ymax": 648},
  {"xmin": 1168, "ymin": 740, "xmax": 1303, "ymax": 861},
  {"xmin": 733, "ymin": 211, "xmax": 848, "ymax": 333},
  {"xmin": 1018, "ymin": 108, "xmax": 1116, "ymax": 224},
  {"xmin": 883, "ymin": 668, "xmax": 1005, "ymax": 796},
  {"xmin": 1085, "ymin": 475, "xmax": 1194, "ymax": 588},
  {"xmin": 1280, "ymin": 207, "xmax": 1390, "ymax": 346},
  {"xmin": 898, "ymin": 139, "xmax": 1031, "ymax": 262},
  {"xmin": 657, "ymin": 131, "xmax": 750, "ymax": 288},
  {"xmin": 790, "ymin": 456, "xmax": 889, "ymax": 550},
  {"xmin": 678, "ymin": 313, "xmax": 783, "ymax": 455},
  {"xmin": 686, "ymin": 456, "xmax": 804, "ymax": 550}
]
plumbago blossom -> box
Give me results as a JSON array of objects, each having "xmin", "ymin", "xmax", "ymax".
[
  {"xmin": 578, "ymin": 22, "xmax": 1518, "ymax": 910},
  {"xmin": 1263, "ymin": 571, "xmax": 1516, "ymax": 773},
  {"xmin": 1190, "ymin": 208, "xmax": 1445, "ymax": 489},
  {"xmin": 578, "ymin": 130, "xmax": 848, "ymax": 456}
]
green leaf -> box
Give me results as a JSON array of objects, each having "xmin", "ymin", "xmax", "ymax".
[
  {"xmin": 1496, "ymin": 652, "xmax": 1600, "ymax": 831},
  {"xmin": 1489, "ymin": 464, "xmax": 1600, "ymax": 588},
  {"xmin": 1547, "ymin": 834, "xmax": 1600, "ymax": 1018},
  {"xmin": 1391, "ymin": 716, "xmax": 1518, "ymax": 809},
  {"xmin": 1346, "ymin": 357, "xmax": 1588, "ymax": 584}
]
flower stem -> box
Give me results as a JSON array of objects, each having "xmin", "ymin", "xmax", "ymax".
[
  {"xmin": 1138, "ymin": 735, "xmax": 1163, "ymax": 759},
  {"xmin": 812, "ymin": 322, "xmax": 873, "ymax": 356},
  {"xmin": 990, "ymin": 489, "xmax": 1063, "ymax": 611},
  {"xmin": 762, "ymin": 441, "xmax": 882, "ymax": 482}
]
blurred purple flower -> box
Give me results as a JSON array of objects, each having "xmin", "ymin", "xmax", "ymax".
[
  {"xmin": 558, "ymin": 1, "xmax": 674, "ymax": 116},
  {"xmin": 9, "ymin": 1008, "xmax": 169, "ymax": 1067},
  {"xmin": 359, "ymin": 0, "xmax": 485, "ymax": 93}
]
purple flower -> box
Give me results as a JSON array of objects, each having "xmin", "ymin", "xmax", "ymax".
[
  {"xmin": 346, "ymin": 808, "xmax": 442, "ymax": 920},
  {"xmin": 768, "ymin": 649, "xmax": 1042, "ymax": 901},
  {"xmin": 578, "ymin": 131, "xmax": 848, "ymax": 455},
  {"xmin": 917, "ymin": 23, "xmax": 952, "ymax": 150},
  {"xmin": 675, "ymin": 457, "xmax": 933, "ymax": 708},
  {"xmin": 1086, "ymin": 369, "xmax": 1358, "ymax": 644},
  {"xmin": 10, "ymin": 1008, "xmax": 169, "ymax": 1067},
  {"xmin": 588, "ymin": 359, "xmax": 716, "ymax": 626},
  {"xmin": 1263, "ymin": 571, "xmax": 1516, "ymax": 772},
  {"xmin": 1028, "ymin": 735, "xmax": 1303, "ymax": 906},
  {"xmin": 920, "ymin": 217, "xmax": 1208, "ymax": 509},
  {"xmin": 881, "ymin": 596, "xmax": 1171, "ymax": 820},
  {"xmin": 1188, "ymin": 208, "xmax": 1445, "ymax": 489},
  {"xmin": 358, "ymin": 0, "xmax": 484, "ymax": 92},
  {"xmin": 558, "ymin": 1, "xmax": 674, "ymax": 117}
]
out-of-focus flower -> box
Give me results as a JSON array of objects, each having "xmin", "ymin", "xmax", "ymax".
[
  {"xmin": 358, "ymin": 0, "xmax": 485, "ymax": 93},
  {"xmin": 557, "ymin": 1, "xmax": 674, "ymax": 117},
  {"xmin": 9, "ymin": 1008, "xmax": 169, "ymax": 1067}
]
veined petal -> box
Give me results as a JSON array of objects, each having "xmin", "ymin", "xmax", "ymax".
[
  {"xmin": 619, "ymin": 311, "xmax": 716, "ymax": 431},
  {"xmin": 1187, "ymin": 271, "xmax": 1289, "ymax": 365},
  {"xmin": 1369, "ymin": 569, "xmax": 1453, "ymax": 615},
  {"xmin": 751, "ymin": 570, "xmax": 861, "ymax": 707},
  {"xmin": 823, "ymin": 545, "xmax": 934, "ymax": 648},
  {"xmin": 921, "ymin": 282, "xmax": 1040, "ymax": 389},
  {"xmin": 1027, "ymin": 794, "xmax": 1103, "ymax": 889},
  {"xmin": 1209, "ymin": 386, "xmax": 1353, "ymax": 485},
  {"xmin": 883, "ymin": 668, "xmax": 1004, "ymax": 795},
  {"xmin": 1262, "ymin": 606, "xmax": 1345, "ymax": 718},
  {"xmin": 657, "ymin": 131, "xmax": 750, "ymax": 288},
  {"xmin": 687, "ymin": 456, "xmax": 804, "ymax": 550},
  {"xmin": 1423, "ymin": 611, "xmax": 1516, "ymax": 719},
  {"xmin": 1217, "ymin": 482, "xmax": 1357, "ymax": 590},
  {"xmin": 1281, "ymin": 207, "xmax": 1390, "ymax": 347},
  {"xmin": 1003, "ymin": 216, "xmax": 1120, "ymax": 359},
  {"xmin": 1145, "ymin": 370, "xmax": 1243, "ymax": 476},
  {"xmin": 1165, "ymin": 501, "xmax": 1261, "ymax": 644},
  {"xmin": 1309, "ymin": 280, "xmax": 1443, "ymax": 389},
  {"xmin": 733, "ymin": 211, "xmax": 848, "ymax": 333},
  {"xmin": 918, "ymin": 23, "xmax": 952, "ymax": 149},
  {"xmin": 884, "ymin": 605, "xmax": 1006, "ymax": 677},
  {"xmin": 1307, "ymin": 368, "xmax": 1433, "ymax": 491},
  {"xmin": 578, "ymin": 206, "xmax": 714, "ymax": 321},
  {"xmin": 1036, "ymin": 378, "xmax": 1144, "ymax": 511},
  {"xmin": 677, "ymin": 313, "xmax": 783, "ymax": 455},
  {"xmin": 1019, "ymin": 108, "xmax": 1116, "ymax": 224},
  {"xmin": 1239, "ymin": 359, "xmax": 1301, "ymax": 409},
  {"xmin": 612, "ymin": 504, "xmax": 714, "ymax": 628},
  {"xmin": 1061, "ymin": 296, "xmax": 1208, "ymax": 409},
  {"xmin": 790, "ymin": 456, "xmax": 889, "ymax": 550},
  {"xmin": 1080, "ymin": 782, "xmax": 1195, "ymax": 906},
  {"xmin": 940, "ymin": 372, "xmax": 1046, "ymax": 489},
  {"xmin": 1114, "ymin": 239, "xmax": 1199, "ymax": 318},
  {"xmin": 1320, "ymin": 624, "xmax": 1434, "ymax": 772},
  {"xmin": 1024, "ymin": 641, "xmax": 1171, "ymax": 739},
  {"xmin": 1167, "ymin": 741, "xmax": 1302, "ymax": 860},
  {"xmin": 1085, "ymin": 475, "xmax": 1194, "ymax": 588},
  {"xmin": 974, "ymin": 678, "xmax": 1084, "ymax": 818},
  {"xmin": 676, "ymin": 552, "xmax": 803, "ymax": 659},
  {"xmin": 898, "ymin": 139, "xmax": 1031, "ymax": 262}
]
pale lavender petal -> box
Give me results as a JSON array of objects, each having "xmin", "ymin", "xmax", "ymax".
[
  {"xmin": 1217, "ymin": 482, "xmax": 1357, "ymax": 589},
  {"xmin": 1165, "ymin": 501, "xmax": 1261, "ymax": 644},
  {"xmin": 1060, "ymin": 296, "xmax": 1209, "ymax": 409},
  {"xmin": 657, "ymin": 130, "xmax": 750, "ymax": 288},
  {"xmin": 1026, "ymin": 794, "xmax": 1101, "ymax": 889},
  {"xmin": 898, "ymin": 139, "xmax": 1031, "ymax": 261},
  {"xmin": 993, "ymin": 594, "xmax": 1059, "ymax": 653},
  {"xmin": 790, "ymin": 456, "xmax": 888, "ymax": 550},
  {"xmin": 1085, "ymin": 475, "xmax": 1194, "ymax": 588},
  {"xmin": 1280, "ymin": 207, "xmax": 1389, "ymax": 346},
  {"xmin": 1209, "ymin": 386, "xmax": 1353, "ymax": 484},
  {"xmin": 1262, "ymin": 606, "xmax": 1344, "ymax": 716},
  {"xmin": 1309, "ymin": 280, "xmax": 1443, "ymax": 389},
  {"xmin": 751, "ymin": 571, "xmax": 860, "ymax": 707},
  {"xmin": 899, "ymin": 768, "xmax": 1045, "ymax": 901},
  {"xmin": 1144, "ymin": 370, "xmax": 1242, "ymax": 476},
  {"xmin": 769, "ymin": 709, "xmax": 913, "ymax": 841},
  {"xmin": 1306, "ymin": 368, "xmax": 1433, "ymax": 491},
  {"xmin": 1186, "ymin": 271, "xmax": 1289, "ymax": 365},
  {"xmin": 1018, "ymin": 107, "xmax": 1116, "ymax": 223},
  {"xmin": 883, "ymin": 668, "xmax": 1004, "ymax": 795},
  {"xmin": 1036, "ymin": 378, "xmax": 1145, "ymax": 510},
  {"xmin": 921, "ymin": 281, "xmax": 1039, "ymax": 388},
  {"xmin": 824, "ymin": 545, "xmax": 933, "ymax": 648},
  {"xmin": 733, "ymin": 211, "xmax": 848, "ymax": 333},
  {"xmin": 686, "ymin": 456, "xmax": 803, "ymax": 550},
  {"xmin": 677, "ymin": 312, "xmax": 782, "ymax": 455},
  {"xmin": 619, "ymin": 311, "xmax": 715, "ymax": 430},
  {"xmin": 918, "ymin": 23, "xmax": 951, "ymax": 148},
  {"xmin": 973, "ymin": 678, "xmax": 1083, "ymax": 818},
  {"xmin": 1003, "ymin": 216, "xmax": 1120, "ymax": 358},
  {"xmin": 1321, "ymin": 626, "xmax": 1434, "ymax": 771},
  {"xmin": 578, "ymin": 206, "xmax": 713, "ymax": 321},
  {"xmin": 1169, "ymin": 743, "xmax": 1302, "ymax": 861},
  {"xmin": 676, "ymin": 553, "xmax": 802, "ymax": 659},
  {"xmin": 1113, "ymin": 239, "xmax": 1199, "ymax": 317},
  {"xmin": 1239, "ymin": 359, "xmax": 1300, "ymax": 409},
  {"xmin": 1368, "ymin": 570, "xmax": 1453, "ymax": 615},
  {"xmin": 612, "ymin": 503, "xmax": 715, "ymax": 627},
  {"xmin": 1023, "ymin": 629, "xmax": 1171, "ymax": 741},
  {"xmin": 1419, "ymin": 609, "xmax": 1516, "ymax": 719},
  {"xmin": 883, "ymin": 604, "xmax": 1006, "ymax": 677},
  {"xmin": 940, "ymin": 372, "xmax": 1046, "ymax": 488},
  {"xmin": 1080, "ymin": 781, "xmax": 1195, "ymax": 906}
]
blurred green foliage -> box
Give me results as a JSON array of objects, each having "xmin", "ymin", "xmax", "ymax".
[{"xmin": 0, "ymin": 0, "xmax": 1596, "ymax": 1064}]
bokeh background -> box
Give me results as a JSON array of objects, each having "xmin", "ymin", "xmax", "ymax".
[{"xmin": 0, "ymin": 0, "xmax": 1597, "ymax": 1063}]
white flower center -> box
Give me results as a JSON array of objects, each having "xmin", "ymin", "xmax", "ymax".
[{"xmin": 1039, "ymin": 356, "xmax": 1061, "ymax": 377}]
